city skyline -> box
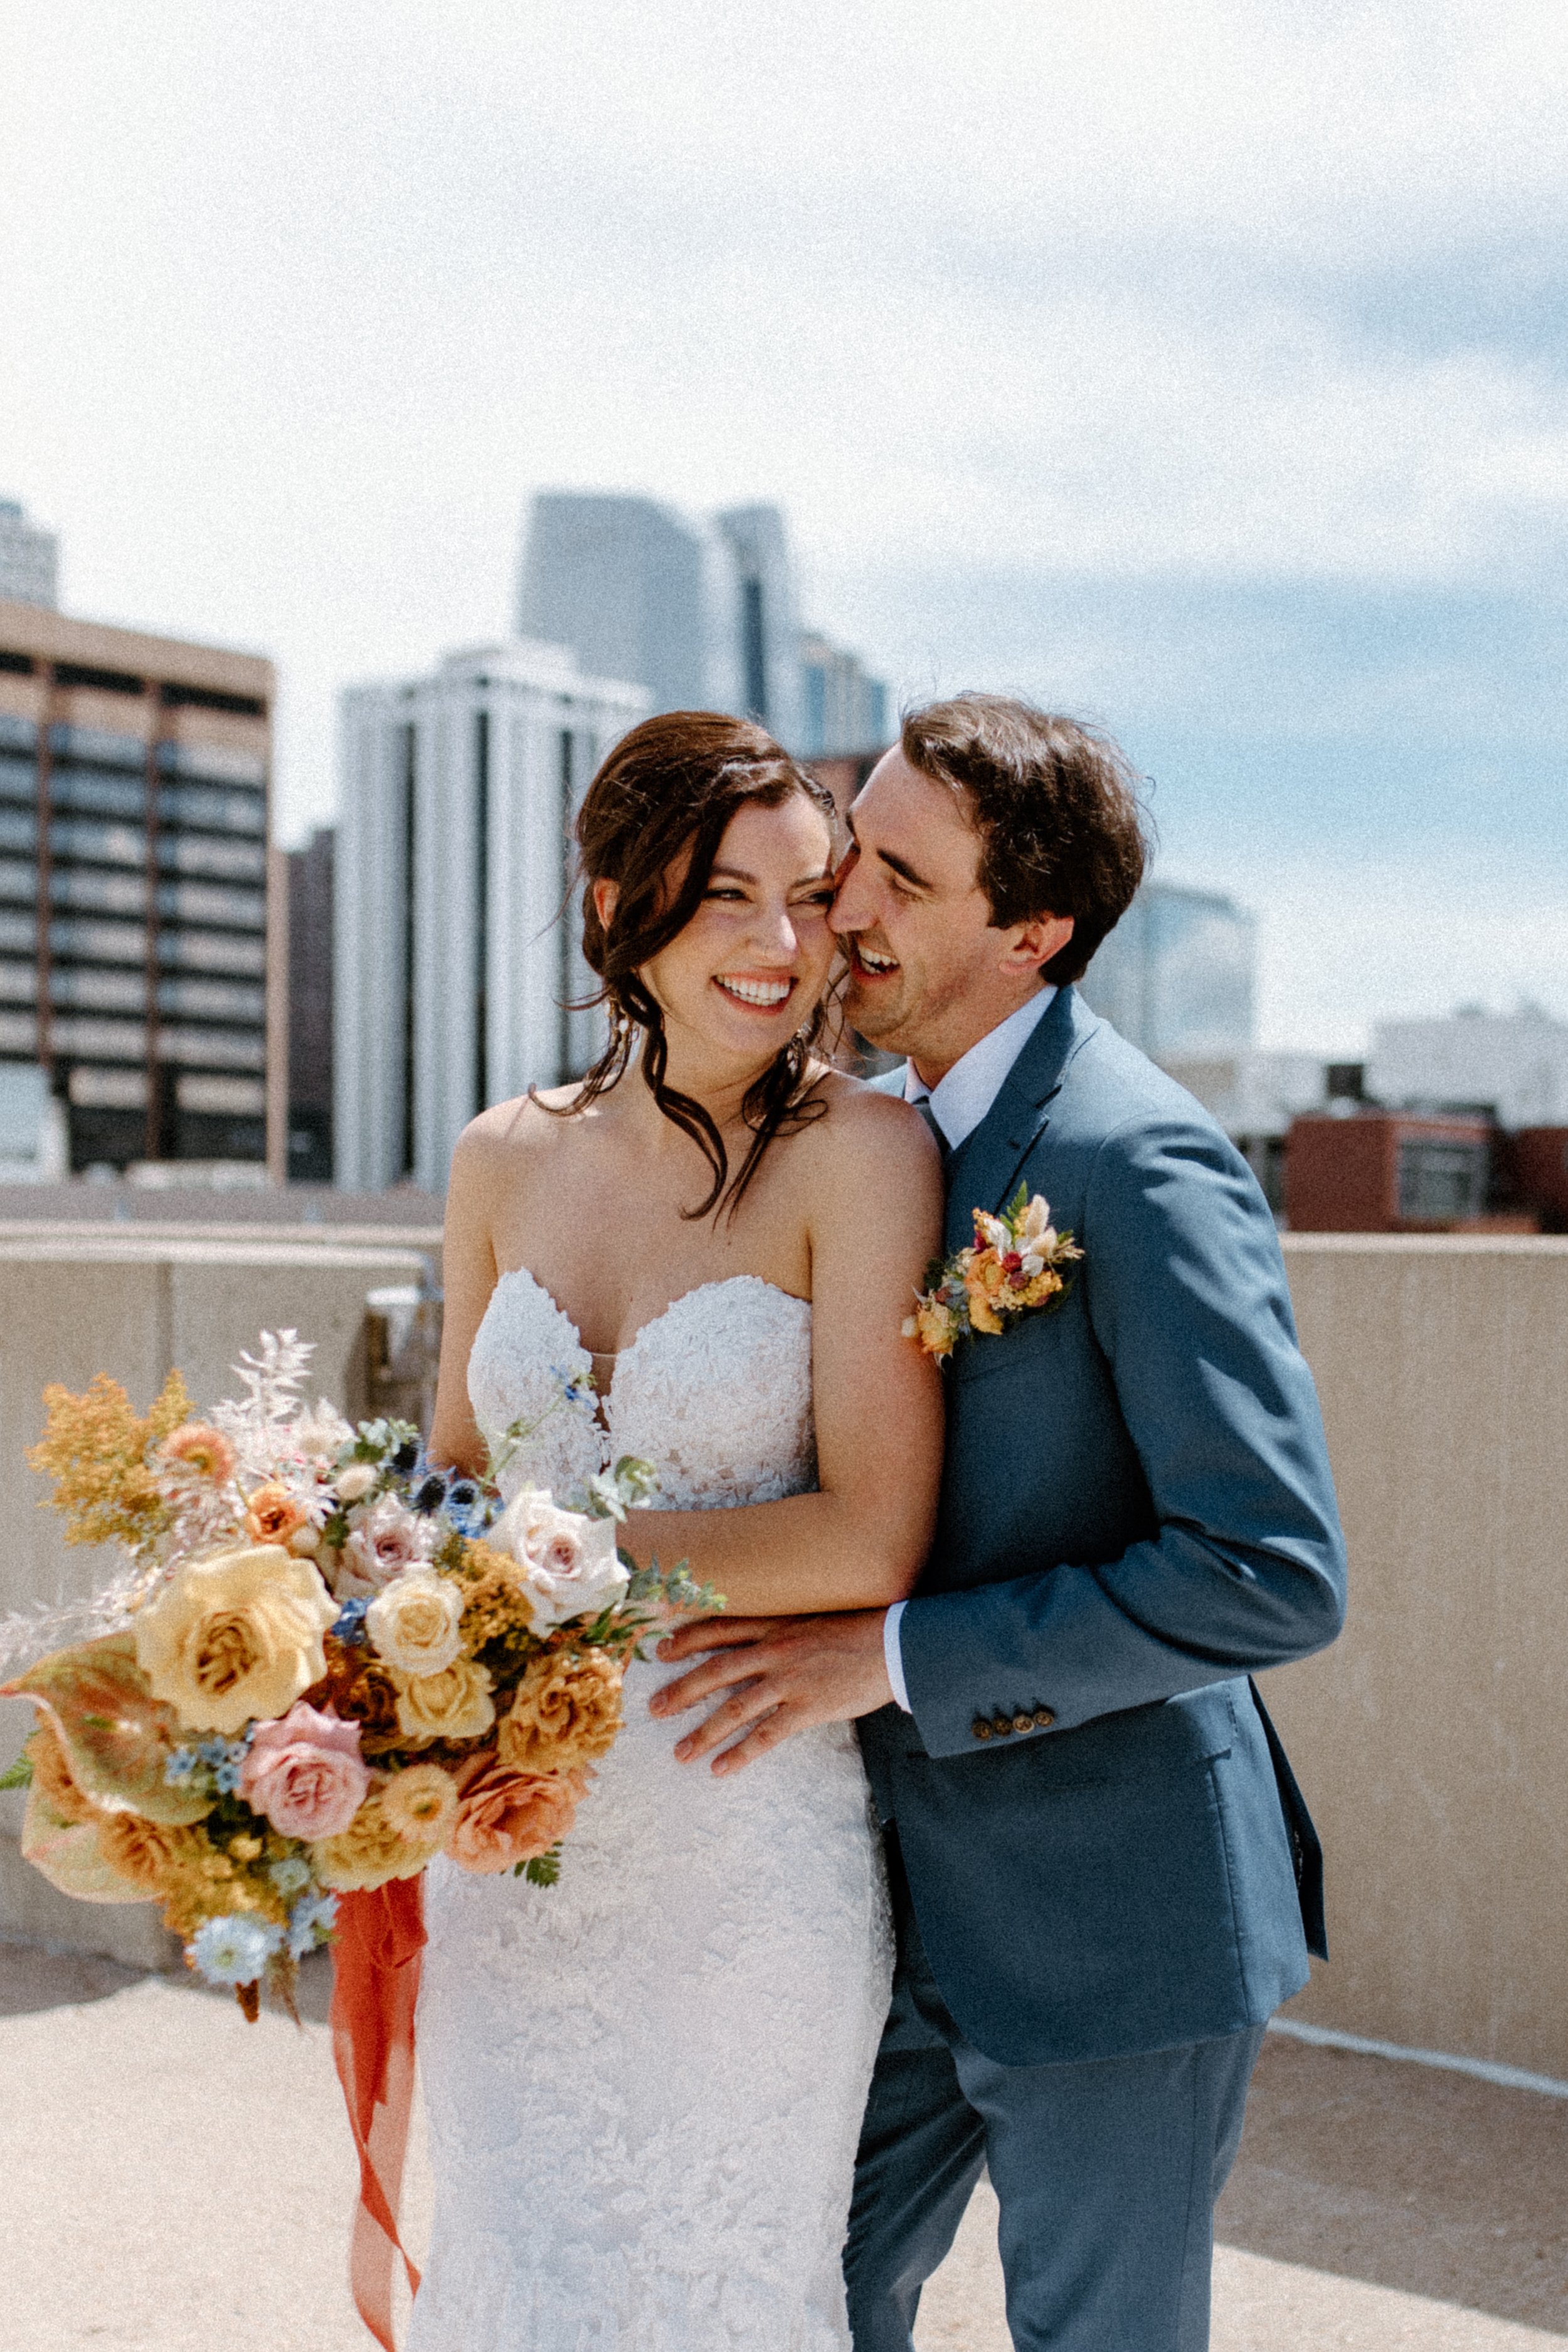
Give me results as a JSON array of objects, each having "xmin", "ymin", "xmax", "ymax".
[{"xmin": 6, "ymin": 3, "xmax": 1566, "ymax": 1056}]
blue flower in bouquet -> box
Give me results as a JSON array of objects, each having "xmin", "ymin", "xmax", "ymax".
[
  {"xmin": 442, "ymin": 1475, "xmax": 487, "ymax": 1536},
  {"xmin": 268, "ymin": 1855, "xmax": 312, "ymax": 1897},
  {"xmin": 189, "ymin": 1912, "xmax": 284, "ymax": 1988},
  {"xmin": 287, "ymin": 1890, "xmax": 339, "ymax": 1960},
  {"xmin": 197, "ymin": 1736, "xmax": 230, "ymax": 1767},
  {"xmin": 164, "ymin": 1747, "xmax": 199, "ymax": 1788},
  {"xmin": 331, "ymin": 1596, "xmax": 371, "ymax": 1646},
  {"xmin": 550, "ymin": 1362, "xmax": 595, "ymax": 1411}
]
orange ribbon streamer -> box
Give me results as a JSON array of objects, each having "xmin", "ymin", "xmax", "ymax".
[{"xmin": 329, "ymin": 1878, "xmax": 428, "ymax": 2351}]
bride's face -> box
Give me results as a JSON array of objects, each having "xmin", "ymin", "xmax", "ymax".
[{"xmin": 632, "ymin": 795, "xmax": 837, "ymax": 1071}]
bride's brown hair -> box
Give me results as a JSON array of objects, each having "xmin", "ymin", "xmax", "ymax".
[{"xmin": 548, "ymin": 709, "xmax": 840, "ymax": 1221}]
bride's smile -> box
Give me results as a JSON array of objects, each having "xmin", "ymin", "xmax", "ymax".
[{"xmin": 620, "ymin": 792, "xmax": 839, "ymax": 1084}]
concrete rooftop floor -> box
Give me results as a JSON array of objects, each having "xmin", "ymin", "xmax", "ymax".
[{"xmin": 1, "ymin": 1939, "xmax": 1564, "ymax": 2351}]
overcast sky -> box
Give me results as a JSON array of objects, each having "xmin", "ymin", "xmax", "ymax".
[{"xmin": 5, "ymin": 0, "xmax": 1567, "ymax": 1051}]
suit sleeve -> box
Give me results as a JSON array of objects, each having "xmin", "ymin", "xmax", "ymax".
[{"xmin": 899, "ymin": 1110, "xmax": 1348, "ymax": 1757}]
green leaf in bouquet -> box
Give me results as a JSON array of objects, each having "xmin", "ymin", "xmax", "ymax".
[
  {"xmin": 517, "ymin": 1843, "xmax": 562, "ymax": 1885},
  {"xmin": 2, "ymin": 1633, "xmax": 213, "ymax": 1825},
  {"xmin": 0, "ymin": 1752, "xmax": 34, "ymax": 1789}
]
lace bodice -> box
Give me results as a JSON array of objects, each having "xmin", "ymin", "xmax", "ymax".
[
  {"xmin": 468, "ymin": 1267, "xmax": 817, "ymax": 1510},
  {"xmin": 413, "ymin": 1265, "xmax": 890, "ymax": 2352}
]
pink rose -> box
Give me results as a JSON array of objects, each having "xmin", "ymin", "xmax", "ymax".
[
  {"xmin": 239, "ymin": 1702, "xmax": 369, "ymax": 1840},
  {"xmin": 448, "ymin": 1754, "xmax": 589, "ymax": 1876}
]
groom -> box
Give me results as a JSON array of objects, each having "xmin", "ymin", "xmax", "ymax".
[{"xmin": 657, "ymin": 695, "xmax": 1347, "ymax": 2351}]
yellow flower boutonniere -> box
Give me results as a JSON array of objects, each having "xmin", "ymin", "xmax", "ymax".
[{"xmin": 903, "ymin": 1184, "xmax": 1082, "ymax": 1360}]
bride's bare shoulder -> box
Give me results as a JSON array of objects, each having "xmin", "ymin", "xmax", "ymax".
[
  {"xmin": 800, "ymin": 1067, "xmax": 940, "ymax": 1201},
  {"xmin": 448, "ymin": 1087, "xmax": 588, "ymax": 1198}
]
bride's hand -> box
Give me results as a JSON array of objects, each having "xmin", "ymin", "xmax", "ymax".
[{"xmin": 649, "ymin": 1611, "xmax": 894, "ymax": 1773}]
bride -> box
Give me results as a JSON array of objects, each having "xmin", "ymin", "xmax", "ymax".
[{"xmin": 414, "ymin": 710, "xmax": 944, "ymax": 2350}]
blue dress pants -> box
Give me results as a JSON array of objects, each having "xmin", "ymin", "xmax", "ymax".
[{"xmin": 844, "ymin": 1842, "xmax": 1264, "ymax": 2352}]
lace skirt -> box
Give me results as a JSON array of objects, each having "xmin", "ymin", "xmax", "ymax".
[{"xmin": 408, "ymin": 1654, "xmax": 894, "ymax": 2352}]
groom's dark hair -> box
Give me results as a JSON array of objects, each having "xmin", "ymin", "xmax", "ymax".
[{"xmin": 900, "ymin": 696, "xmax": 1149, "ymax": 985}]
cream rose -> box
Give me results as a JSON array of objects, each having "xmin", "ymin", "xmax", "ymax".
[
  {"xmin": 391, "ymin": 1656, "xmax": 495, "ymax": 1744},
  {"xmin": 366, "ymin": 1570, "xmax": 465, "ymax": 1677},
  {"xmin": 489, "ymin": 1488, "xmax": 629, "ymax": 1629},
  {"xmin": 132, "ymin": 1544, "xmax": 337, "ymax": 1737},
  {"xmin": 338, "ymin": 1493, "xmax": 436, "ymax": 1599}
]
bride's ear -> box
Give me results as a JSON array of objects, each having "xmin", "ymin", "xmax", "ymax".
[{"xmin": 592, "ymin": 879, "xmax": 619, "ymax": 932}]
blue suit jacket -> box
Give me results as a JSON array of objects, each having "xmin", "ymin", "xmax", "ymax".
[{"xmin": 859, "ymin": 987, "xmax": 1347, "ymax": 2067}]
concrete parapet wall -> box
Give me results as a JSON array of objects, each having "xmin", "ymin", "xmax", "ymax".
[
  {"xmin": 1267, "ymin": 1234, "xmax": 1568, "ymax": 2081},
  {"xmin": 0, "ymin": 1227, "xmax": 440, "ymax": 1965},
  {"xmin": 1, "ymin": 1227, "xmax": 1564, "ymax": 2072}
]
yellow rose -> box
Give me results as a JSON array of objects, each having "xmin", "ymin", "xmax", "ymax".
[
  {"xmin": 500, "ymin": 1648, "xmax": 623, "ymax": 1774},
  {"xmin": 316, "ymin": 1789, "xmax": 443, "ymax": 1892},
  {"xmin": 392, "ymin": 1656, "xmax": 495, "ymax": 1744},
  {"xmin": 366, "ymin": 1570, "xmax": 465, "ymax": 1677},
  {"xmin": 132, "ymin": 1544, "xmax": 337, "ymax": 1736}
]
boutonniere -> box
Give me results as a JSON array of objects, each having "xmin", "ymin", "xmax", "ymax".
[{"xmin": 903, "ymin": 1184, "xmax": 1083, "ymax": 1360}]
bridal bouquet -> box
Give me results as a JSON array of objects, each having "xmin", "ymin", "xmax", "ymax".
[{"xmin": 1, "ymin": 1332, "xmax": 709, "ymax": 2019}]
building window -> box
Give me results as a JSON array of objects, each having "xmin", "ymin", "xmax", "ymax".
[{"xmin": 1397, "ymin": 1139, "xmax": 1488, "ymax": 1221}]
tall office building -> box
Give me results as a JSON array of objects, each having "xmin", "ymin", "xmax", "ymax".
[
  {"xmin": 0, "ymin": 597, "xmax": 280, "ymax": 1175},
  {"xmin": 800, "ymin": 632, "xmax": 889, "ymax": 758},
  {"xmin": 516, "ymin": 492, "xmax": 805, "ymax": 748},
  {"xmin": 0, "ymin": 501, "xmax": 59, "ymax": 609},
  {"xmin": 335, "ymin": 638, "xmax": 647, "ymax": 1194},
  {"xmin": 1079, "ymin": 881, "xmax": 1256, "ymax": 1062}
]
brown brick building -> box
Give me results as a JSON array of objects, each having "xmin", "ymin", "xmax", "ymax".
[{"xmin": 0, "ymin": 599, "xmax": 282, "ymax": 1177}]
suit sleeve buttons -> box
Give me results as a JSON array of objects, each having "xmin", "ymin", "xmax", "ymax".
[
  {"xmin": 1033, "ymin": 1707, "xmax": 1056, "ymax": 1729},
  {"xmin": 992, "ymin": 1714, "xmax": 1014, "ymax": 1737},
  {"xmin": 972, "ymin": 1719, "xmax": 993, "ymax": 1740},
  {"xmin": 1012, "ymin": 1713, "xmax": 1034, "ymax": 1734}
]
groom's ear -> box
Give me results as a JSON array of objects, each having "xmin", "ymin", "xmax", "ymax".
[{"xmin": 1000, "ymin": 909, "xmax": 1074, "ymax": 975}]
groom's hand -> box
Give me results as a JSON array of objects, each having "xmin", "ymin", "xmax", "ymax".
[{"xmin": 649, "ymin": 1611, "xmax": 894, "ymax": 1774}]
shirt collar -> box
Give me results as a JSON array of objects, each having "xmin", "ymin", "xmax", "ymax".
[{"xmin": 903, "ymin": 986, "xmax": 1057, "ymax": 1151}]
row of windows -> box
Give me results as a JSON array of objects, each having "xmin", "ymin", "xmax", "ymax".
[
  {"xmin": 0, "ymin": 760, "xmax": 267, "ymax": 839},
  {"xmin": 0, "ymin": 859, "xmax": 265, "ymax": 929},
  {"xmin": 1, "ymin": 813, "xmax": 267, "ymax": 882},
  {"xmin": 0, "ymin": 961, "xmax": 265, "ymax": 1022},
  {"xmin": 0, "ymin": 1007, "xmax": 265, "ymax": 1069},
  {"xmin": 65, "ymin": 1066, "xmax": 267, "ymax": 1116},
  {"xmin": 0, "ymin": 677, "xmax": 265, "ymax": 722},
  {"xmin": 0, "ymin": 718, "xmax": 267, "ymax": 794},
  {"xmin": 0, "ymin": 908, "xmax": 267, "ymax": 976}
]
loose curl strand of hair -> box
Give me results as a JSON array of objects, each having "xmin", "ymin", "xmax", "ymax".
[{"xmin": 539, "ymin": 711, "xmax": 842, "ymax": 1222}]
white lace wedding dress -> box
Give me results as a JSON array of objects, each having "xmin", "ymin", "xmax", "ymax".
[{"xmin": 408, "ymin": 1270, "xmax": 894, "ymax": 2352}]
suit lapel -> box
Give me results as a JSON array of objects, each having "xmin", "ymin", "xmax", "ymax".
[{"xmin": 943, "ymin": 988, "xmax": 1101, "ymax": 1252}]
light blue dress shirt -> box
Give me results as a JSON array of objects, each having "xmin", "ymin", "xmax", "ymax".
[{"xmin": 882, "ymin": 986, "xmax": 1057, "ymax": 1708}]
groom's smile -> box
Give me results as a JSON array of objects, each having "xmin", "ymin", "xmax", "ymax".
[{"xmin": 830, "ymin": 748, "xmax": 1071, "ymax": 1084}]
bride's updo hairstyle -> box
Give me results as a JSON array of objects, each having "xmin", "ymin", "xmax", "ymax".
[{"xmin": 558, "ymin": 709, "xmax": 840, "ymax": 1221}]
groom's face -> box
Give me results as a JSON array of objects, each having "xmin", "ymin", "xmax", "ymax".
[{"xmin": 832, "ymin": 750, "xmax": 1037, "ymax": 1076}]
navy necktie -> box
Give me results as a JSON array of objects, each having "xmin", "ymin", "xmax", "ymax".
[{"xmin": 913, "ymin": 1096, "xmax": 951, "ymax": 1172}]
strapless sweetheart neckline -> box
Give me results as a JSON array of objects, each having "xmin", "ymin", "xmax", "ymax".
[{"xmin": 490, "ymin": 1264, "xmax": 809, "ymax": 1406}]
